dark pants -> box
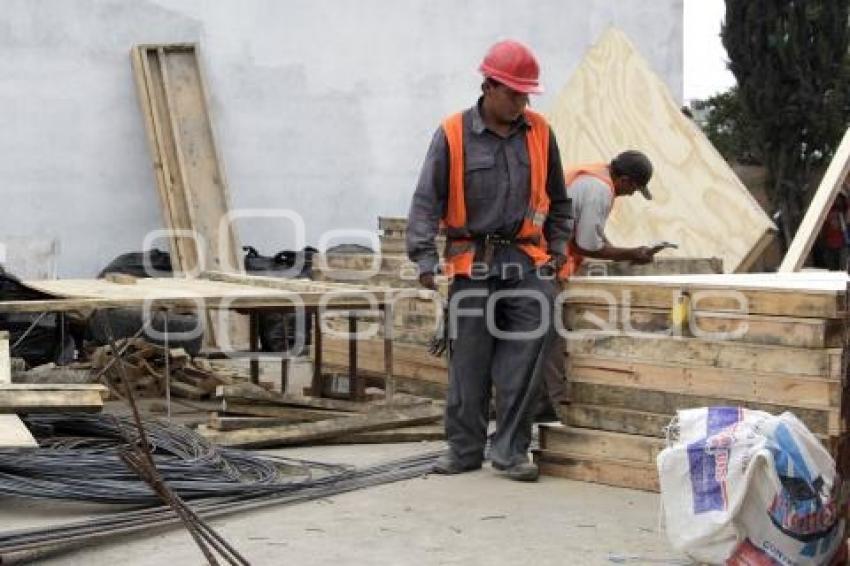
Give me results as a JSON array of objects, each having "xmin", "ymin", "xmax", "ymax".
[{"xmin": 445, "ymin": 271, "xmax": 555, "ymax": 468}]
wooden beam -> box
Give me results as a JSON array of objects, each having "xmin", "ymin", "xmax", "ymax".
[
  {"xmin": 566, "ymin": 275, "xmax": 847, "ymax": 318},
  {"xmin": 539, "ymin": 424, "xmax": 665, "ymax": 464},
  {"xmin": 781, "ymin": 127, "xmax": 850, "ymax": 271},
  {"xmin": 0, "ymin": 332, "xmax": 9, "ymax": 385},
  {"xmin": 315, "ymin": 424, "xmax": 444, "ymax": 444},
  {"xmin": 197, "ymin": 403, "xmax": 443, "ymax": 448},
  {"xmin": 0, "ymin": 385, "xmax": 107, "ymax": 413},
  {"xmin": 570, "ymin": 382, "xmax": 840, "ymax": 436},
  {"xmin": 217, "ymin": 383, "xmax": 370, "ymax": 412},
  {"xmin": 221, "ymin": 401, "xmax": 355, "ymax": 421},
  {"xmin": 566, "ymin": 305, "xmax": 845, "ymax": 348},
  {"xmin": 534, "ymin": 449, "xmax": 659, "ymax": 492},
  {"xmin": 567, "ymin": 334, "xmax": 842, "ymax": 378},
  {"xmin": 561, "ymin": 404, "xmax": 671, "ymax": 438},
  {"xmin": 569, "ymin": 357, "xmax": 840, "ymax": 408}
]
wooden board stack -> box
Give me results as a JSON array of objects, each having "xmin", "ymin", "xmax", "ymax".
[
  {"xmin": 312, "ymin": 216, "xmax": 725, "ymax": 400},
  {"xmin": 536, "ymin": 272, "xmax": 849, "ymax": 491}
]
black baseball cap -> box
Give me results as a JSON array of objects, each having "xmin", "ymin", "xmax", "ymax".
[{"xmin": 611, "ymin": 150, "xmax": 653, "ymax": 200}]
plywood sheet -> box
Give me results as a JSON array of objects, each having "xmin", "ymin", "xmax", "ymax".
[
  {"xmin": 547, "ymin": 28, "xmax": 776, "ymax": 272},
  {"xmin": 780, "ymin": 127, "xmax": 850, "ymax": 271}
]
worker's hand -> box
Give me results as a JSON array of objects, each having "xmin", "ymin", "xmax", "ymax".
[
  {"xmin": 419, "ymin": 272, "xmax": 437, "ymax": 290},
  {"xmin": 631, "ymin": 246, "xmax": 655, "ymax": 264},
  {"xmin": 539, "ymin": 254, "xmax": 566, "ymax": 278}
]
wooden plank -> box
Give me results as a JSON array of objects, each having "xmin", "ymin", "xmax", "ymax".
[
  {"xmin": 221, "ymin": 401, "xmax": 355, "ymax": 421},
  {"xmin": 0, "ymin": 332, "xmax": 9, "ymax": 385},
  {"xmin": 209, "ymin": 414, "xmax": 318, "ymax": 430},
  {"xmin": 567, "ymin": 334, "xmax": 841, "ymax": 378},
  {"xmin": 562, "ymin": 404, "xmax": 670, "ymax": 438},
  {"xmin": 539, "ymin": 424, "xmax": 665, "ymax": 464},
  {"xmin": 217, "ymin": 383, "xmax": 370, "ymax": 412},
  {"xmin": 198, "ymin": 403, "xmax": 443, "ymax": 448},
  {"xmin": 570, "ymin": 382, "xmax": 841, "ymax": 436},
  {"xmin": 131, "ymin": 44, "xmax": 247, "ymax": 348},
  {"xmin": 534, "ymin": 449, "xmax": 659, "ymax": 492},
  {"xmin": 781, "ymin": 127, "xmax": 850, "ymax": 271},
  {"xmin": 547, "ymin": 28, "xmax": 775, "ymax": 272},
  {"xmin": 0, "ymin": 390, "xmax": 106, "ymax": 413},
  {"xmin": 567, "ymin": 305, "xmax": 844, "ymax": 348},
  {"xmin": 569, "ymin": 357, "xmax": 840, "ymax": 407},
  {"xmin": 566, "ymin": 276, "xmax": 846, "ymax": 319},
  {"xmin": 0, "ymin": 415, "xmax": 37, "ymax": 448},
  {"xmin": 315, "ymin": 424, "xmax": 444, "ymax": 444}
]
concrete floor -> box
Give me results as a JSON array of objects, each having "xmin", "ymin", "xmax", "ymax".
[{"xmin": 0, "ymin": 441, "xmax": 690, "ymax": 566}]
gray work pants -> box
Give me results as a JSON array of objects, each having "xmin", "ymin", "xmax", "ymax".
[{"xmin": 445, "ymin": 271, "xmax": 555, "ymax": 468}]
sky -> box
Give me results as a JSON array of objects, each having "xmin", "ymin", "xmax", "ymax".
[{"xmin": 683, "ymin": 0, "xmax": 736, "ymax": 102}]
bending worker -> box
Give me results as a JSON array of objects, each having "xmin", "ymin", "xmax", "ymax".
[
  {"xmin": 543, "ymin": 151, "xmax": 659, "ymax": 417},
  {"xmin": 406, "ymin": 39, "xmax": 571, "ymax": 482}
]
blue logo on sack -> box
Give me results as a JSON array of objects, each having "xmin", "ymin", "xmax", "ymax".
[{"xmin": 687, "ymin": 407, "xmax": 743, "ymax": 514}]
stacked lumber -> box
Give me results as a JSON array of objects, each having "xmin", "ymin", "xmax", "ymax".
[
  {"xmin": 310, "ymin": 215, "xmax": 724, "ymax": 400},
  {"xmin": 536, "ymin": 272, "xmax": 849, "ymax": 491},
  {"xmin": 196, "ymin": 382, "xmax": 444, "ymax": 448}
]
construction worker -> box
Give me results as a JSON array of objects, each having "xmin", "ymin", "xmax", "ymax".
[
  {"xmin": 406, "ymin": 39, "xmax": 571, "ymax": 481},
  {"xmin": 541, "ymin": 151, "xmax": 658, "ymax": 417}
]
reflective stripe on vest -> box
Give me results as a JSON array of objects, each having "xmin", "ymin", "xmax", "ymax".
[
  {"xmin": 559, "ymin": 164, "xmax": 616, "ymax": 280},
  {"xmin": 440, "ymin": 110, "xmax": 551, "ymax": 278}
]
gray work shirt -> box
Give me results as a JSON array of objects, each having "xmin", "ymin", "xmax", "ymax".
[
  {"xmin": 568, "ymin": 175, "xmax": 615, "ymax": 252},
  {"xmin": 406, "ymin": 99, "xmax": 572, "ymax": 277}
]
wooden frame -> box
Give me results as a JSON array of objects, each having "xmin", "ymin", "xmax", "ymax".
[{"xmin": 780, "ymin": 127, "xmax": 850, "ymax": 272}]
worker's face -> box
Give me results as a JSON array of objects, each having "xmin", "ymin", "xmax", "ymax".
[
  {"xmin": 483, "ymin": 80, "xmax": 529, "ymax": 123},
  {"xmin": 614, "ymin": 176, "xmax": 640, "ymax": 197}
]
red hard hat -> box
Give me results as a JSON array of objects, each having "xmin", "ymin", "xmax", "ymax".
[{"xmin": 478, "ymin": 40, "xmax": 543, "ymax": 94}]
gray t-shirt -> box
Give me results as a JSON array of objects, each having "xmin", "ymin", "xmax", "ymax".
[{"xmin": 567, "ymin": 176, "xmax": 614, "ymax": 252}]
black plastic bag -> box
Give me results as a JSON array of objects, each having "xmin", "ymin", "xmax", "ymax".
[
  {"xmin": 242, "ymin": 246, "xmax": 317, "ymax": 354},
  {"xmin": 86, "ymin": 249, "xmax": 203, "ymax": 355},
  {"xmin": 0, "ymin": 267, "xmax": 74, "ymax": 367}
]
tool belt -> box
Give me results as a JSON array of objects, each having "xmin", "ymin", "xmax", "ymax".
[{"xmin": 446, "ymin": 233, "xmax": 540, "ymax": 269}]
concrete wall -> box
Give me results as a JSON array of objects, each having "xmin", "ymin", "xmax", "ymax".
[{"xmin": 0, "ymin": 0, "xmax": 683, "ymax": 277}]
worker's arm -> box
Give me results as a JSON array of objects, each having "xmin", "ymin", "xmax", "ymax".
[
  {"xmin": 542, "ymin": 128, "xmax": 571, "ymax": 269},
  {"xmin": 407, "ymin": 127, "xmax": 449, "ymax": 289},
  {"xmin": 571, "ymin": 178, "xmax": 654, "ymax": 264}
]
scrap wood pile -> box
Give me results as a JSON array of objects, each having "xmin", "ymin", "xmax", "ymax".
[
  {"xmin": 89, "ymin": 338, "xmax": 235, "ymax": 401},
  {"xmin": 198, "ymin": 382, "xmax": 445, "ymax": 448},
  {"xmin": 536, "ymin": 272, "xmax": 848, "ymax": 492}
]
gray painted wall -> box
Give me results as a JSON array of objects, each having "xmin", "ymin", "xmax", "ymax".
[{"xmin": 0, "ymin": 0, "xmax": 683, "ymax": 277}]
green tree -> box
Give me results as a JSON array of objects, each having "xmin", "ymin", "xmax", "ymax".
[
  {"xmin": 721, "ymin": 0, "xmax": 850, "ymax": 246},
  {"xmin": 691, "ymin": 88, "xmax": 760, "ymax": 165}
]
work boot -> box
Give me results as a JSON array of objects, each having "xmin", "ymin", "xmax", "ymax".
[
  {"xmin": 492, "ymin": 461, "xmax": 540, "ymax": 482},
  {"xmin": 431, "ymin": 454, "xmax": 481, "ymax": 475}
]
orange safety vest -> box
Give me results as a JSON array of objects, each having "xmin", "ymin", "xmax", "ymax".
[
  {"xmin": 558, "ymin": 164, "xmax": 616, "ymax": 280},
  {"xmin": 440, "ymin": 109, "xmax": 551, "ymax": 278}
]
